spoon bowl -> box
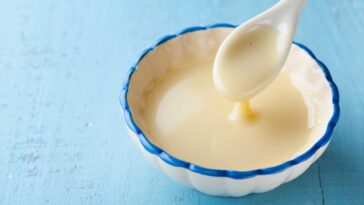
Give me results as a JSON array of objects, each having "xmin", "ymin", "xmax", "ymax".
[{"xmin": 213, "ymin": 0, "xmax": 308, "ymax": 101}]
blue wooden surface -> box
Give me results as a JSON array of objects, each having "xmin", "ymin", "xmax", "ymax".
[{"xmin": 0, "ymin": 0, "xmax": 363, "ymax": 204}]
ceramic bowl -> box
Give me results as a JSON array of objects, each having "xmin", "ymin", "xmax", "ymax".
[{"xmin": 119, "ymin": 23, "xmax": 340, "ymax": 197}]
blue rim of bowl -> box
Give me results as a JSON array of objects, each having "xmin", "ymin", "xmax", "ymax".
[{"xmin": 119, "ymin": 23, "xmax": 340, "ymax": 179}]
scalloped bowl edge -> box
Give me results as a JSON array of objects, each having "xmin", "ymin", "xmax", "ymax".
[{"xmin": 119, "ymin": 23, "xmax": 340, "ymax": 197}]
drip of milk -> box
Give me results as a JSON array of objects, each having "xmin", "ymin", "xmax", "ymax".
[{"xmin": 229, "ymin": 100, "xmax": 257, "ymax": 121}]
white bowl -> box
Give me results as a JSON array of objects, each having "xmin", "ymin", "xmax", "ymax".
[{"xmin": 119, "ymin": 24, "xmax": 340, "ymax": 197}]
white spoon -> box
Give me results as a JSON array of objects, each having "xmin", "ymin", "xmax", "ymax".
[{"xmin": 213, "ymin": 0, "xmax": 308, "ymax": 102}]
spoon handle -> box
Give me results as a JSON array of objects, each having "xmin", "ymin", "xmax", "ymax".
[
  {"xmin": 255, "ymin": 0, "xmax": 308, "ymax": 27},
  {"xmin": 279, "ymin": 0, "xmax": 308, "ymax": 16}
]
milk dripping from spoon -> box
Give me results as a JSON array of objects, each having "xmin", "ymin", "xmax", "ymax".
[{"xmin": 213, "ymin": 0, "xmax": 308, "ymax": 120}]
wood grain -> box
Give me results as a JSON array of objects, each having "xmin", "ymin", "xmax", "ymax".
[{"xmin": 0, "ymin": 0, "xmax": 363, "ymax": 204}]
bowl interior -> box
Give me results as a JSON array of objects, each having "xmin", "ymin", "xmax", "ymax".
[{"xmin": 125, "ymin": 27, "xmax": 335, "ymax": 172}]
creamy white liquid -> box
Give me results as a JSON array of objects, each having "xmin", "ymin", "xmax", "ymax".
[
  {"xmin": 139, "ymin": 57, "xmax": 311, "ymax": 171},
  {"xmin": 213, "ymin": 26, "xmax": 282, "ymax": 101}
]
